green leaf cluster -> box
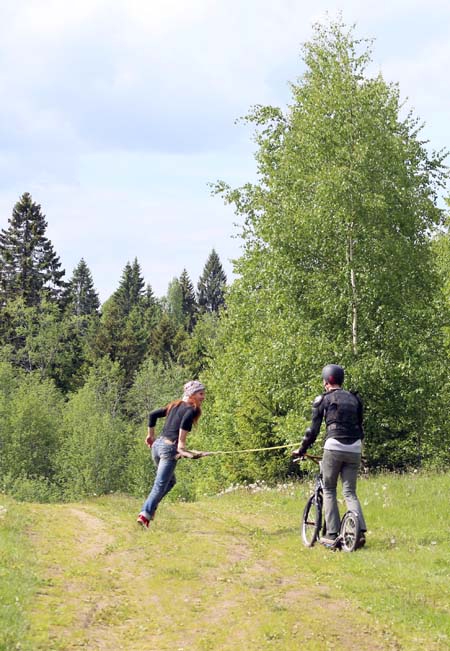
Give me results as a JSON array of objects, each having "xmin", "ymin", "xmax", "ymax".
[{"xmin": 203, "ymin": 19, "xmax": 449, "ymax": 478}]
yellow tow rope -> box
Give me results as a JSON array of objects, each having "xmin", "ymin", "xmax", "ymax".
[{"xmin": 205, "ymin": 442, "xmax": 302, "ymax": 456}]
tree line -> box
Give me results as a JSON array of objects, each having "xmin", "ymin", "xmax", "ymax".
[
  {"xmin": 0, "ymin": 19, "xmax": 449, "ymax": 503},
  {"xmin": 0, "ymin": 191, "xmax": 227, "ymax": 389},
  {"xmin": 0, "ymin": 192, "xmax": 227, "ymax": 500}
]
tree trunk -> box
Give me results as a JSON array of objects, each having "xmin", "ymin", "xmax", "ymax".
[{"xmin": 347, "ymin": 225, "xmax": 358, "ymax": 356}]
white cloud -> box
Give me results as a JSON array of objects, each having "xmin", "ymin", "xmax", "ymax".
[
  {"xmin": 2, "ymin": 0, "xmax": 447, "ymax": 156},
  {"xmin": 0, "ymin": 0, "xmax": 449, "ymax": 300}
]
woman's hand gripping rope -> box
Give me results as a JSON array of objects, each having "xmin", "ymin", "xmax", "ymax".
[{"xmin": 175, "ymin": 449, "xmax": 212, "ymax": 460}]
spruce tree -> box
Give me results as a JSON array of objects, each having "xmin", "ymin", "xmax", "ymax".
[
  {"xmin": 149, "ymin": 311, "xmax": 180, "ymax": 366},
  {"xmin": 197, "ymin": 249, "xmax": 227, "ymax": 313},
  {"xmin": 0, "ymin": 193, "xmax": 65, "ymax": 306},
  {"xmin": 88, "ymin": 260, "xmax": 152, "ymax": 385},
  {"xmin": 179, "ymin": 268, "xmax": 197, "ymax": 331},
  {"xmin": 62, "ymin": 258, "xmax": 100, "ymax": 316},
  {"xmin": 114, "ymin": 257, "xmax": 145, "ymax": 317},
  {"xmin": 143, "ymin": 283, "xmax": 157, "ymax": 310}
]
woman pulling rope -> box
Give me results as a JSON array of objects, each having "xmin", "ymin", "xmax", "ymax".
[{"xmin": 137, "ymin": 380, "xmax": 210, "ymax": 529}]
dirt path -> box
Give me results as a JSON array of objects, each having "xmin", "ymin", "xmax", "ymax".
[{"xmin": 25, "ymin": 497, "xmax": 398, "ymax": 651}]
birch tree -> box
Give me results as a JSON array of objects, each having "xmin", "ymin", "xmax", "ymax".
[{"xmin": 204, "ymin": 20, "xmax": 447, "ymax": 474}]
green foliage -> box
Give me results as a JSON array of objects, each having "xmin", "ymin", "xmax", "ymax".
[
  {"xmin": 0, "ymin": 192, "xmax": 65, "ymax": 306},
  {"xmin": 114, "ymin": 257, "xmax": 145, "ymax": 317},
  {"xmin": 0, "ymin": 298, "xmax": 63, "ymax": 374},
  {"xmin": 116, "ymin": 305, "xmax": 153, "ymax": 385},
  {"xmin": 179, "ymin": 268, "xmax": 197, "ymax": 331},
  {"xmin": 87, "ymin": 260, "xmax": 158, "ymax": 385},
  {"xmin": 87, "ymin": 296, "xmax": 123, "ymax": 361},
  {"xmin": 165, "ymin": 277, "xmax": 184, "ymax": 327},
  {"xmin": 147, "ymin": 311, "xmax": 181, "ymax": 365},
  {"xmin": 1, "ymin": 474, "xmax": 62, "ymax": 502},
  {"xmin": 0, "ymin": 364, "xmax": 64, "ymax": 482},
  {"xmin": 126, "ymin": 357, "xmax": 187, "ymax": 423},
  {"xmin": 177, "ymin": 311, "xmax": 220, "ymax": 377},
  {"xmin": 197, "ymin": 248, "xmax": 227, "ymax": 313},
  {"xmin": 0, "ymin": 297, "xmax": 93, "ymax": 391},
  {"xmin": 143, "ymin": 282, "xmax": 158, "ymax": 311},
  {"xmin": 62, "ymin": 258, "xmax": 100, "ymax": 316},
  {"xmin": 433, "ymin": 205, "xmax": 450, "ymax": 351},
  {"xmin": 55, "ymin": 358, "xmax": 132, "ymax": 498},
  {"xmin": 206, "ymin": 18, "xmax": 448, "ymax": 477}
]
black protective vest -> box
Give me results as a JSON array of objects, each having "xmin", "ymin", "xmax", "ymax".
[{"xmin": 324, "ymin": 389, "xmax": 363, "ymax": 443}]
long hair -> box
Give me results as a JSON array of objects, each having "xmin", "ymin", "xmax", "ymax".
[{"xmin": 166, "ymin": 397, "xmax": 202, "ymax": 425}]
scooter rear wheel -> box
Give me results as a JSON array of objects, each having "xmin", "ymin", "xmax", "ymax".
[{"xmin": 339, "ymin": 510, "xmax": 361, "ymax": 552}]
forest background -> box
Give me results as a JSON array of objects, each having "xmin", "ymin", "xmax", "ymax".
[{"xmin": 0, "ymin": 20, "xmax": 449, "ymax": 504}]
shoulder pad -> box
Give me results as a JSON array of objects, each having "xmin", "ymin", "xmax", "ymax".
[{"xmin": 312, "ymin": 394, "xmax": 324, "ymax": 407}]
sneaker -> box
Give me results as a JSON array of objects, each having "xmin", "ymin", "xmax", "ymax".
[
  {"xmin": 137, "ymin": 514, "xmax": 150, "ymax": 529},
  {"xmin": 320, "ymin": 533, "xmax": 338, "ymax": 547}
]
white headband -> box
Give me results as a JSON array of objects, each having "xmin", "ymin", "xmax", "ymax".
[{"xmin": 182, "ymin": 380, "xmax": 206, "ymax": 399}]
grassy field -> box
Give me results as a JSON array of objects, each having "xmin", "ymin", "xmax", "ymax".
[{"xmin": 0, "ymin": 471, "xmax": 449, "ymax": 651}]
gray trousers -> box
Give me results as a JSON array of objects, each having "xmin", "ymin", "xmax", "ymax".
[{"xmin": 322, "ymin": 449, "xmax": 367, "ymax": 535}]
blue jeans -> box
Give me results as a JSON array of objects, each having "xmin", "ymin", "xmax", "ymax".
[
  {"xmin": 140, "ymin": 437, "xmax": 178, "ymax": 520},
  {"xmin": 322, "ymin": 449, "xmax": 367, "ymax": 535}
]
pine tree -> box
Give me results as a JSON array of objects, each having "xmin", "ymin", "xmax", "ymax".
[
  {"xmin": 179, "ymin": 268, "xmax": 197, "ymax": 331},
  {"xmin": 62, "ymin": 258, "xmax": 100, "ymax": 316},
  {"xmin": 0, "ymin": 193, "xmax": 65, "ymax": 306},
  {"xmin": 197, "ymin": 249, "xmax": 227, "ymax": 313}
]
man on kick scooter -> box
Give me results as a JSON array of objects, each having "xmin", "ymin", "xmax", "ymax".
[{"xmin": 293, "ymin": 364, "xmax": 367, "ymax": 548}]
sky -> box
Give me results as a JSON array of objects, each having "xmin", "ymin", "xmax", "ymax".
[{"xmin": 0, "ymin": 0, "xmax": 449, "ymax": 302}]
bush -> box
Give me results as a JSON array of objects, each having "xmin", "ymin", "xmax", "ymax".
[
  {"xmin": 0, "ymin": 366, "xmax": 64, "ymax": 481},
  {"xmin": 1, "ymin": 474, "xmax": 61, "ymax": 502},
  {"xmin": 55, "ymin": 359, "xmax": 132, "ymax": 499}
]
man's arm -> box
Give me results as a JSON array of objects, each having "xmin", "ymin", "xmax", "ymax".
[
  {"xmin": 356, "ymin": 392, "xmax": 364, "ymax": 439},
  {"xmin": 294, "ymin": 394, "xmax": 325, "ymax": 456}
]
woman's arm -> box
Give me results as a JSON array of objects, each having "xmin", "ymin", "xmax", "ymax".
[
  {"xmin": 146, "ymin": 407, "xmax": 168, "ymax": 448},
  {"xmin": 145, "ymin": 426, "xmax": 155, "ymax": 448},
  {"xmin": 177, "ymin": 429, "xmax": 209, "ymax": 458},
  {"xmin": 177, "ymin": 428, "xmax": 195, "ymax": 458}
]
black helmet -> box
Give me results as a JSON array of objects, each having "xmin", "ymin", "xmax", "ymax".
[{"xmin": 321, "ymin": 364, "xmax": 344, "ymax": 385}]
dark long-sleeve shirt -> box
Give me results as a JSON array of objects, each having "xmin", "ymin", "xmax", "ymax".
[{"xmin": 148, "ymin": 402, "xmax": 198, "ymax": 443}]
